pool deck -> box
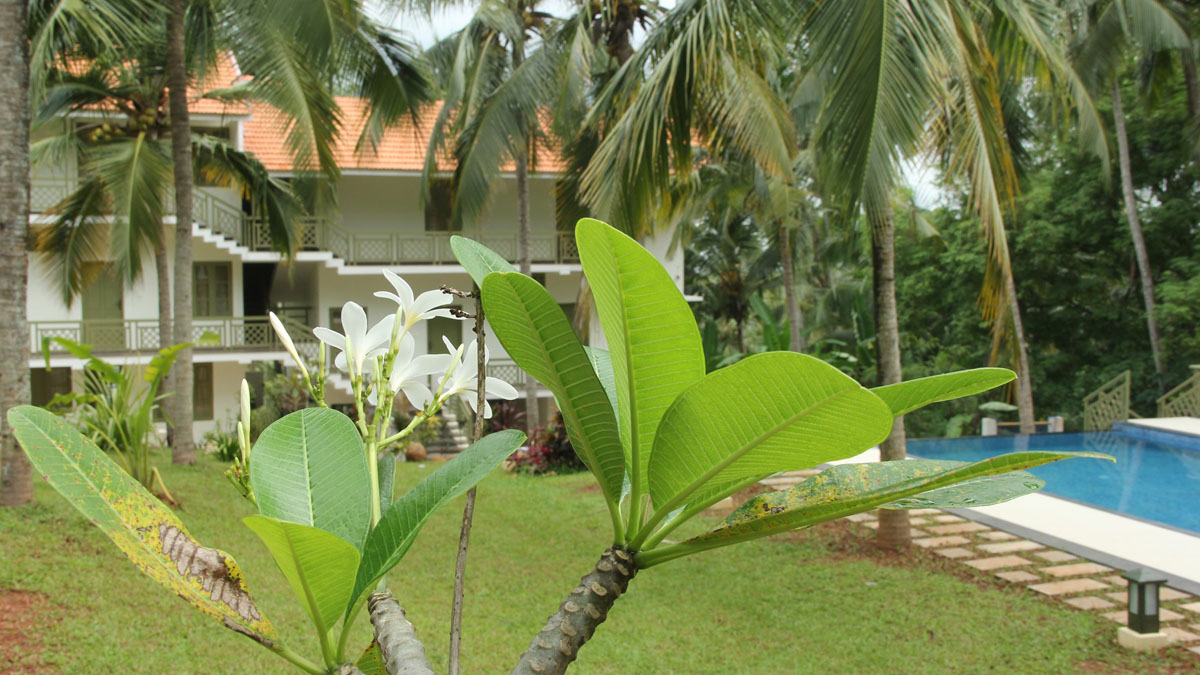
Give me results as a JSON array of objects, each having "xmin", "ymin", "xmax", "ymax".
[
  {"xmin": 1123, "ymin": 416, "xmax": 1200, "ymax": 439},
  {"xmin": 825, "ymin": 439, "xmax": 1200, "ymax": 595}
]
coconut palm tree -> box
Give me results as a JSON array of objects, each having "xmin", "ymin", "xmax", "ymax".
[
  {"xmin": 584, "ymin": 0, "xmax": 1112, "ymax": 548},
  {"xmin": 3, "ymin": 0, "xmax": 161, "ymax": 506},
  {"xmin": 28, "ymin": 0, "xmax": 431, "ymax": 461},
  {"xmin": 1068, "ymin": 0, "xmax": 1190, "ymax": 388},
  {"xmin": 0, "ymin": 0, "xmax": 33, "ymax": 507}
]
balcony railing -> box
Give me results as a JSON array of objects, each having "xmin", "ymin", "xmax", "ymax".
[
  {"xmin": 32, "ymin": 176, "xmax": 580, "ymax": 266},
  {"xmin": 1158, "ymin": 366, "xmax": 1200, "ymax": 418},
  {"xmin": 31, "ymin": 316, "xmax": 295, "ymax": 355}
]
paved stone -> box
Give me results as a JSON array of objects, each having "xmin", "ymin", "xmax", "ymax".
[
  {"xmin": 1103, "ymin": 610, "xmax": 1128, "ymax": 625},
  {"xmin": 965, "ymin": 555, "xmax": 1033, "ymax": 571},
  {"xmin": 1180, "ymin": 601, "xmax": 1200, "ymax": 614},
  {"xmin": 1041, "ymin": 562, "xmax": 1113, "ymax": 578},
  {"xmin": 928, "ymin": 522, "xmax": 990, "ymax": 535},
  {"xmin": 913, "ymin": 535, "xmax": 970, "ymax": 548},
  {"xmin": 1106, "ymin": 592, "xmax": 1128, "ymax": 604},
  {"xmin": 979, "ymin": 540, "xmax": 1044, "ymax": 554},
  {"xmin": 863, "ymin": 521, "xmax": 879, "ymax": 529},
  {"xmin": 1163, "ymin": 626, "xmax": 1200, "ymax": 643},
  {"xmin": 910, "ymin": 528, "xmax": 928, "ymax": 538},
  {"xmin": 1160, "ymin": 587, "xmax": 1191, "ymax": 601},
  {"xmin": 932, "ymin": 515, "xmax": 966, "ymax": 523},
  {"xmin": 934, "ymin": 547, "xmax": 975, "ymax": 560},
  {"xmin": 1064, "ymin": 596, "xmax": 1116, "ymax": 611},
  {"xmin": 995, "ymin": 570, "xmax": 1040, "ymax": 583},
  {"xmin": 1191, "ymin": 623, "xmax": 1200, "ymax": 633},
  {"xmin": 1189, "ymin": 645, "xmax": 1200, "ymax": 657},
  {"xmin": 1033, "ymin": 550, "xmax": 1077, "ymax": 563},
  {"xmin": 1160, "ymin": 608, "xmax": 1185, "ymax": 622},
  {"xmin": 907, "ymin": 517, "xmax": 930, "ymax": 526},
  {"xmin": 1029, "ymin": 578, "xmax": 1109, "ymax": 596},
  {"xmin": 845, "ymin": 512, "xmax": 875, "ymax": 522},
  {"xmin": 1101, "ymin": 575, "xmax": 1128, "ymax": 587},
  {"xmin": 908, "ymin": 509, "xmax": 943, "ymax": 516},
  {"xmin": 979, "ymin": 531, "xmax": 1018, "ymax": 541}
]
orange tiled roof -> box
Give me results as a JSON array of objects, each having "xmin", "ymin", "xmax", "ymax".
[
  {"xmin": 242, "ymin": 98, "xmax": 566, "ymax": 174},
  {"xmin": 189, "ymin": 56, "xmax": 251, "ymax": 116}
]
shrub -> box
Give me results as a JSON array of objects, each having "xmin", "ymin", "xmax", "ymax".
[{"xmin": 507, "ymin": 411, "xmax": 584, "ymax": 475}]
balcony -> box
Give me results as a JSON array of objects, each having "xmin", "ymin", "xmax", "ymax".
[
  {"xmin": 32, "ymin": 177, "xmax": 581, "ymax": 266},
  {"xmin": 31, "ymin": 316, "xmax": 296, "ymax": 355},
  {"xmin": 29, "ymin": 315, "xmax": 531, "ymax": 389}
]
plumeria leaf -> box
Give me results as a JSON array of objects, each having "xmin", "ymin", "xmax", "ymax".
[
  {"xmin": 243, "ymin": 516, "xmax": 359, "ymax": 636},
  {"xmin": 576, "ymin": 218, "xmax": 706, "ymax": 516},
  {"xmin": 451, "ymin": 234, "xmax": 519, "ymax": 286},
  {"xmin": 584, "ymin": 346, "xmax": 619, "ymax": 432},
  {"xmin": 348, "ymin": 429, "xmax": 525, "ymax": 619},
  {"xmin": 481, "ymin": 272, "xmax": 625, "ymax": 508},
  {"xmin": 7, "ymin": 406, "xmax": 277, "ymax": 645},
  {"xmin": 250, "ymin": 408, "xmax": 372, "ymax": 551},
  {"xmin": 648, "ymin": 352, "xmax": 894, "ymax": 514},
  {"xmin": 637, "ymin": 452, "xmax": 1112, "ymax": 567},
  {"xmin": 871, "ymin": 368, "xmax": 1015, "ymax": 418}
]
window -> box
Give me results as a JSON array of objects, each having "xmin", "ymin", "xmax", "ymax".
[
  {"xmin": 193, "ymin": 262, "xmax": 232, "ymax": 317},
  {"xmin": 194, "ymin": 362, "xmax": 214, "ymax": 421},
  {"xmin": 424, "ymin": 178, "xmax": 458, "ymax": 232},
  {"xmin": 31, "ymin": 367, "xmax": 72, "ymax": 407}
]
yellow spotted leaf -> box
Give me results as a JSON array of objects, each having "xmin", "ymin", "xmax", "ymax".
[{"xmin": 7, "ymin": 406, "xmax": 277, "ymax": 646}]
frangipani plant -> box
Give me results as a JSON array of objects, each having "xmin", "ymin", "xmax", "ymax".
[
  {"xmin": 8, "ymin": 272, "xmax": 525, "ymax": 674},
  {"xmin": 452, "ymin": 219, "xmax": 1111, "ymax": 674}
]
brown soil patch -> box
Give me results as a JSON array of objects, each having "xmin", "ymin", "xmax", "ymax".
[
  {"xmin": 0, "ymin": 589, "xmax": 54, "ymax": 673},
  {"xmin": 575, "ymin": 483, "xmax": 601, "ymax": 494}
]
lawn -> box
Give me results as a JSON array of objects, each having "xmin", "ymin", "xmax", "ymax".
[{"xmin": 0, "ymin": 454, "xmax": 1193, "ymax": 673}]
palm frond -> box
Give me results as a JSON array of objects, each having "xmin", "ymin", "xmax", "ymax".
[
  {"xmin": 36, "ymin": 176, "xmax": 111, "ymax": 306},
  {"xmin": 88, "ymin": 133, "xmax": 173, "ymax": 286}
]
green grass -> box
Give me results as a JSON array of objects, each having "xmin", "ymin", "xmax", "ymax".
[{"xmin": 0, "ymin": 454, "xmax": 1192, "ymax": 673}]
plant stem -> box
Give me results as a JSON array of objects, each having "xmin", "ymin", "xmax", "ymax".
[
  {"xmin": 512, "ymin": 547, "xmax": 637, "ymax": 675},
  {"xmin": 271, "ymin": 642, "xmax": 325, "ymax": 675},
  {"xmin": 448, "ymin": 290, "xmax": 486, "ymax": 675}
]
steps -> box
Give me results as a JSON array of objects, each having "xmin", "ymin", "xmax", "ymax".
[{"xmin": 425, "ymin": 405, "xmax": 470, "ymax": 457}]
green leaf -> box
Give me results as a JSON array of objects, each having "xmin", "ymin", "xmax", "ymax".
[
  {"xmin": 481, "ymin": 272, "xmax": 625, "ymax": 505},
  {"xmin": 641, "ymin": 451, "xmax": 1112, "ymax": 567},
  {"xmin": 242, "ymin": 516, "xmax": 360, "ymax": 635},
  {"xmin": 355, "ymin": 641, "xmax": 386, "ymax": 674},
  {"xmin": 450, "ymin": 235, "xmax": 518, "ymax": 287},
  {"xmin": 6, "ymin": 406, "xmax": 277, "ymax": 645},
  {"xmin": 348, "ymin": 429, "xmax": 525, "ymax": 617},
  {"xmin": 378, "ymin": 453, "xmax": 397, "ymax": 515},
  {"xmin": 250, "ymin": 408, "xmax": 371, "ymax": 550},
  {"xmin": 584, "ymin": 346, "xmax": 619, "ymax": 429},
  {"xmin": 576, "ymin": 218, "xmax": 706, "ymax": 512},
  {"xmin": 871, "ymin": 368, "xmax": 1016, "ymax": 418},
  {"xmin": 648, "ymin": 352, "xmax": 894, "ymax": 514}
]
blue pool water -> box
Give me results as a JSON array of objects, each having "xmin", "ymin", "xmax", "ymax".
[{"xmin": 908, "ymin": 427, "xmax": 1200, "ymax": 535}]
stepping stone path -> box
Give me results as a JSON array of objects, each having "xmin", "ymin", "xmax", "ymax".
[{"xmin": 809, "ymin": 500, "xmax": 1200, "ymax": 660}]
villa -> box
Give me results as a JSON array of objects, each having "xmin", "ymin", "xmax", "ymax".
[{"xmin": 25, "ymin": 60, "xmax": 685, "ymax": 439}]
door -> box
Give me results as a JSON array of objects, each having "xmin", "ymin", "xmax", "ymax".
[{"xmin": 81, "ymin": 263, "xmax": 124, "ymax": 349}]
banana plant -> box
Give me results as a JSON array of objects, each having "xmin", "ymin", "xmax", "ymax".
[
  {"xmin": 453, "ymin": 219, "xmax": 1111, "ymax": 675},
  {"xmin": 8, "ymin": 270, "xmax": 526, "ymax": 674}
]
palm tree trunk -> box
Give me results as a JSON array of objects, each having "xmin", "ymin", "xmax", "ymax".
[
  {"xmin": 513, "ymin": 37, "xmax": 539, "ymax": 437},
  {"xmin": 1007, "ymin": 274, "xmax": 1036, "ymax": 434},
  {"xmin": 1182, "ymin": 48, "xmax": 1200, "ymax": 125},
  {"xmin": 779, "ymin": 222, "xmax": 804, "ymax": 352},
  {"xmin": 1112, "ymin": 80, "xmax": 1166, "ymax": 384},
  {"xmin": 155, "ymin": 241, "xmax": 174, "ymax": 445},
  {"xmin": 872, "ymin": 206, "xmax": 908, "ymax": 549},
  {"xmin": 0, "ymin": 0, "xmax": 33, "ymax": 507},
  {"xmin": 167, "ymin": 0, "xmax": 196, "ymax": 463}
]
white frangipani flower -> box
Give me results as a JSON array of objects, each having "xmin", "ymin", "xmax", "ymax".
[
  {"xmin": 268, "ymin": 311, "xmax": 306, "ymax": 374},
  {"xmin": 439, "ymin": 336, "xmax": 519, "ymax": 418},
  {"xmin": 313, "ymin": 302, "xmax": 395, "ymax": 376},
  {"xmin": 367, "ymin": 334, "xmax": 451, "ymax": 409},
  {"xmin": 375, "ymin": 269, "xmax": 459, "ymax": 332}
]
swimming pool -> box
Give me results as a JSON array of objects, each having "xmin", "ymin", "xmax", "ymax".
[{"xmin": 908, "ymin": 427, "xmax": 1200, "ymax": 535}]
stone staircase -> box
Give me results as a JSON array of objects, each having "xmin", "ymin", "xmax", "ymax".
[{"xmin": 425, "ymin": 406, "xmax": 470, "ymax": 457}]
